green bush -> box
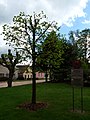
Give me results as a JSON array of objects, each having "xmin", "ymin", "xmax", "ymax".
[{"xmin": 51, "ymin": 69, "xmax": 71, "ymax": 82}]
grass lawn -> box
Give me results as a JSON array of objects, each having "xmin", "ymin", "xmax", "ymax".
[{"xmin": 0, "ymin": 83, "xmax": 90, "ymax": 120}]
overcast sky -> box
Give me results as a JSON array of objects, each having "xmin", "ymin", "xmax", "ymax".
[{"xmin": 0, "ymin": 0, "xmax": 90, "ymax": 53}]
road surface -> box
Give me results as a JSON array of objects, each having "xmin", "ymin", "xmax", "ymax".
[{"xmin": 0, "ymin": 80, "xmax": 45, "ymax": 88}]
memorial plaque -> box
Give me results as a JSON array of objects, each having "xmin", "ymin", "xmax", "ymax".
[{"xmin": 71, "ymin": 69, "xmax": 83, "ymax": 87}]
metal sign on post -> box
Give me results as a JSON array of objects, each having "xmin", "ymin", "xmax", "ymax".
[{"xmin": 71, "ymin": 69, "xmax": 84, "ymax": 113}]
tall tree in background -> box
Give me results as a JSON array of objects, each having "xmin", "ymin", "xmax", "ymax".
[
  {"xmin": 68, "ymin": 30, "xmax": 79, "ymax": 61},
  {"xmin": 0, "ymin": 49, "xmax": 21, "ymax": 87},
  {"xmin": 2, "ymin": 11, "xmax": 57, "ymax": 104},
  {"xmin": 37, "ymin": 31, "xmax": 64, "ymax": 81},
  {"xmin": 78, "ymin": 29, "xmax": 90, "ymax": 60},
  {"xmin": 69, "ymin": 29, "xmax": 90, "ymax": 61}
]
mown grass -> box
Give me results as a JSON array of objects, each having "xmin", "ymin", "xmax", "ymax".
[{"xmin": 0, "ymin": 83, "xmax": 90, "ymax": 120}]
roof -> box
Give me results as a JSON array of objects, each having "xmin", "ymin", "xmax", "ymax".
[{"xmin": 16, "ymin": 60, "xmax": 32, "ymax": 66}]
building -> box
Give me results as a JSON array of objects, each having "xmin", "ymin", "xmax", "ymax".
[
  {"xmin": 0, "ymin": 65, "xmax": 9, "ymax": 78},
  {"xmin": 0, "ymin": 63, "xmax": 45, "ymax": 80},
  {"xmin": 17, "ymin": 64, "xmax": 45, "ymax": 80},
  {"xmin": 0, "ymin": 65, "xmax": 18, "ymax": 79},
  {"xmin": 16, "ymin": 64, "xmax": 32, "ymax": 80}
]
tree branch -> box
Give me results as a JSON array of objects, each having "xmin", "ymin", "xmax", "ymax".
[
  {"xmin": 24, "ymin": 20, "xmax": 33, "ymax": 48},
  {"xmin": 14, "ymin": 47, "xmax": 32, "ymax": 56},
  {"xmin": 35, "ymin": 23, "xmax": 52, "ymax": 42}
]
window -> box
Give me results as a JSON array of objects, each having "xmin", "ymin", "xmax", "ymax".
[
  {"xmin": 41, "ymin": 73, "xmax": 42, "ymax": 77},
  {"xmin": 0, "ymin": 73, "xmax": 4, "ymax": 77},
  {"xmin": 6, "ymin": 73, "xmax": 9, "ymax": 77}
]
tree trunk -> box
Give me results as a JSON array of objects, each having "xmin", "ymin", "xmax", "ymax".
[
  {"xmin": 32, "ymin": 68, "xmax": 36, "ymax": 104},
  {"xmin": 32, "ymin": 29, "xmax": 36, "ymax": 104},
  {"xmin": 7, "ymin": 80, "xmax": 12, "ymax": 87},
  {"xmin": 7, "ymin": 71, "xmax": 14, "ymax": 87},
  {"xmin": 45, "ymin": 70, "xmax": 48, "ymax": 82}
]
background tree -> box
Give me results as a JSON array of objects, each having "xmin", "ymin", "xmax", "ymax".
[
  {"xmin": 37, "ymin": 31, "xmax": 64, "ymax": 81},
  {"xmin": 77, "ymin": 29, "xmax": 90, "ymax": 60},
  {"xmin": 2, "ymin": 11, "xmax": 57, "ymax": 104},
  {"xmin": 69, "ymin": 29, "xmax": 90, "ymax": 61},
  {"xmin": 68, "ymin": 30, "xmax": 79, "ymax": 62},
  {"xmin": 0, "ymin": 49, "xmax": 21, "ymax": 87},
  {"xmin": 69, "ymin": 30, "xmax": 90, "ymax": 82}
]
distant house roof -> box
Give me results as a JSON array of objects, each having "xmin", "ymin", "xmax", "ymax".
[
  {"xmin": 16, "ymin": 60, "xmax": 32, "ymax": 66},
  {"xmin": 16, "ymin": 65, "xmax": 29, "ymax": 73}
]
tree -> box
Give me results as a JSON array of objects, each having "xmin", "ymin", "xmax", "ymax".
[
  {"xmin": 0, "ymin": 49, "xmax": 21, "ymax": 87},
  {"xmin": 69, "ymin": 29, "xmax": 90, "ymax": 61},
  {"xmin": 2, "ymin": 11, "xmax": 57, "ymax": 104},
  {"xmin": 68, "ymin": 30, "xmax": 80, "ymax": 62},
  {"xmin": 37, "ymin": 31, "xmax": 64, "ymax": 81},
  {"xmin": 78, "ymin": 29, "xmax": 90, "ymax": 60}
]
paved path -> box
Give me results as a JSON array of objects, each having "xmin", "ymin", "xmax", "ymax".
[{"xmin": 0, "ymin": 80, "xmax": 45, "ymax": 88}]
